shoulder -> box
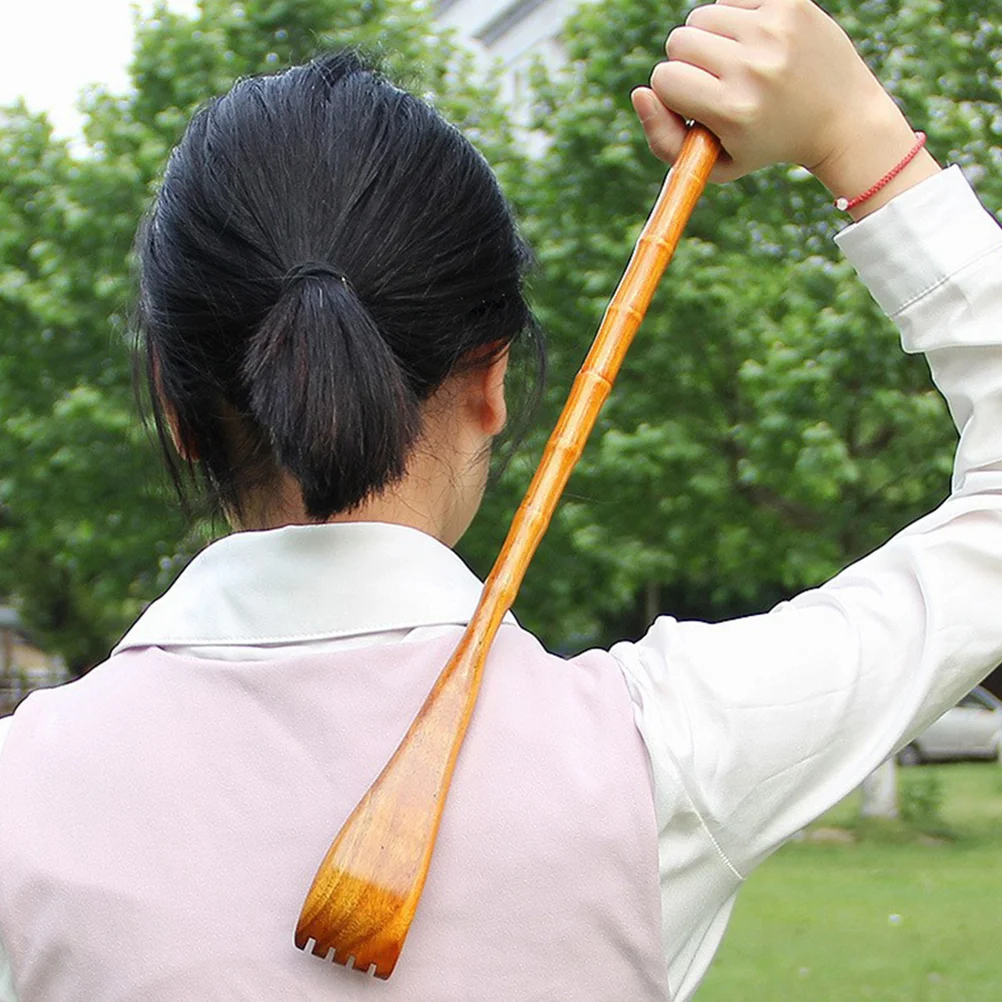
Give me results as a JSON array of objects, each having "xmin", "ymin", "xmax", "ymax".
[
  {"xmin": 0, "ymin": 654, "xmax": 146, "ymax": 776},
  {"xmin": 482, "ymin": 624, "xmax": 643, "ymax": 746},
  {"xmin": 490, "ymin": 623, "xmax": 630, "ymax": 692}
]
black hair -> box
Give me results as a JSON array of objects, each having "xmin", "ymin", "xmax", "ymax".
[{"xmin": 136, "ymin": 50, "xmax": 542, "ymax": 521}]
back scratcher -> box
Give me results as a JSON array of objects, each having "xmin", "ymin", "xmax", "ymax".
[{"xmin": 295, "ymin": 123, "xmax": 722, "ymax": 979}]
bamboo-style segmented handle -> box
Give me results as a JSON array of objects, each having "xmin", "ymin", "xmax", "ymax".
[
  {"xmin": 295, "ymin": 125, "xmax": 721, "ymax": 979},
  {"xmin": 482, "ymin": 125, "xmax": 721, "ymax": 617}
]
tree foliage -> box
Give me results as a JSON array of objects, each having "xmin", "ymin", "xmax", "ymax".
[
  {"xmin": 0, "ymin": 0, "xmax": 519, "ymax": 673},
  {"xmin": 1, "ymin": 0, "xmax": 1000, "ymax": 669}
]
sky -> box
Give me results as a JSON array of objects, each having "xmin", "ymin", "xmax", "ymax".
[{"xmin": 0, "ymin": 0, "xmax": 198, "ymax": 139}]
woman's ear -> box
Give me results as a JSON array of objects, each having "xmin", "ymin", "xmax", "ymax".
[
  {"xmin": 479, "ymin": 350, "xmax": 509, "ymax": 437},
  {"xmin": 164, "ymin": 403, "xmax": 198, "ymax": 462},
  {"xmin": 151, "ymin": 348, "xmax": 198, "ymax": 462}
]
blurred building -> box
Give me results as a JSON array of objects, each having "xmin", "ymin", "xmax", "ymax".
[
  {"xmin": 434, "ymin": 0, "xmax": 593, "ymax": 123},
  {"xmin": 0, "ymin": 605, "xmax": 68, "ymax": 716}
]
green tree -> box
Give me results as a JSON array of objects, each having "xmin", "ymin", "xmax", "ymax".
[
  {"xmin": 0, "ymin": 0, "xmax": 520, "ymax": 674},
  {"xmin": 3, "ymin": 0, "xmax": 999, "ymax": 671},
  {"xmin": 464, "ymin": 0, "xmax": 1001, "ymax": 649}
]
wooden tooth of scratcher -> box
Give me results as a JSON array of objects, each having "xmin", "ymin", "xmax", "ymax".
[{"xmin": 295, "ymin": 124, "xmax": 722, "ymax": 979}]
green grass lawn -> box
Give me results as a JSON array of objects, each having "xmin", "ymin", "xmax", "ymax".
[{"xmin": 695, "ymin": 763, "xmax": 1002, "ymax": 1002}]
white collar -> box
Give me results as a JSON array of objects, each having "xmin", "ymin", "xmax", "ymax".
[{"xmin": 114, "ymin": 522, "xmax": 506, "ymax": 654}]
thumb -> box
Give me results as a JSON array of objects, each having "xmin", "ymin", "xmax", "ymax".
[{"xmin": 631, "ymin": 86, "xmax": 688, "ymax": 165}]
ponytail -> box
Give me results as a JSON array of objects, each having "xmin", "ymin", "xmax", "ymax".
[{"xmin": 244, "ymin": 268, "xmax": 419, "ymax": 519}]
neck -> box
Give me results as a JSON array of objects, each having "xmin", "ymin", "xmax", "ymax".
[
  {"xmin": 230, "ymin": 377, "xmax": 494, "ymax": 545},
  {"xmin": 232, "ymin": 449, "xmax": 482, "ymax": 547}
]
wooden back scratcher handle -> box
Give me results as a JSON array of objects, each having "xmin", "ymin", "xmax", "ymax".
[{"xmin": 295, "ymin": 124, "xmax": 722, "ymax": 978}]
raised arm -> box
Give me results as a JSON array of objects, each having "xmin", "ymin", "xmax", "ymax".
[{"xmin": 616, "ymin": 0, "xmax": 1002, "ymax": 876}]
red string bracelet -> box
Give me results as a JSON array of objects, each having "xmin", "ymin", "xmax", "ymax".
[{"xmin": 834, "ymin": 131, "xmax": 927, "ymax": 212}]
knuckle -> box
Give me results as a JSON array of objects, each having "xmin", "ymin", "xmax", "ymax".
[
  {"xmin": 749, "ymin": 17, "xmax": 795, "ymax": 78},
  {"xmin": 751, "ymin": 49, "xmax": 789, "ymax": 83},
  {"xmin": 755, "ymin": 17, "xmax": 784, "ymax": 47},
  {"xmin": 758, "ymin": 3, "xmax": 797, "ymax": 48},
  {"xmin": 724, "ymin": 94, "xmax": 759, "ymax": 128}
]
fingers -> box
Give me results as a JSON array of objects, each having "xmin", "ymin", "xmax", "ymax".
[
  {"xmin": 652, "ymin": 5, "xmax": 754, "ymax": 124},
  {"xmin": 648, "ymin": 59, "xmax": 727, "ymax": 134},
  {"xmin": 666, "ymin": 24, "xmax": 741, "ymax": 78},
  {"xmin": 630, "ymin": 86, "xmax": 688, "ymax": 163},
  {"xmin": 684, "ymin": 3, "xmax": 756, "ymax": 41},
  {"xmin": 642, "ymin": 0, "xmax": 808, "ymax": 165},
  {"xmin": 631, "ymin": 85, "xmax": 740, "ymax": 181}
]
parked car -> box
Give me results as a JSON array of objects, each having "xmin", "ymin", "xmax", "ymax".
[{"xmin": 898, "ymin": 685, "xmax": 1002, "ymax": 765}]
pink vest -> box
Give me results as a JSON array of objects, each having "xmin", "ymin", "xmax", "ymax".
[{"xmin": 0, "ymin": 625, "xmax": 668, "ymax": 1001}]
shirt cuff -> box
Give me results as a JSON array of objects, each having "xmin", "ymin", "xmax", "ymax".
[{"xmin": 834, "ymin": 165, "xmax": 1002, "ymax": 319}]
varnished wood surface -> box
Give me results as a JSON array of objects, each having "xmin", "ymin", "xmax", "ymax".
[{"xmin": 295, "ymin": 125, "xmax": 722, "ymax": 979}]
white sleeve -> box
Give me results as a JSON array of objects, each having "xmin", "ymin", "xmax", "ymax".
[
  {"xmin": 612, "ymin": 166, "xmax": 1002, "ymax": 877},
  {"xmin": 0, "ymin": 940, "xmax": 15, "ymax": 1002},
  {"xmin": 0, "ymin": 718, "xmax": 18, "ymax": 1001}
]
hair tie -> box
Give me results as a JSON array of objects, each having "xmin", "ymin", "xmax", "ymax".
[{"xmin": 282, "ymin": 262, "xmax": 353, "ymax": 291}]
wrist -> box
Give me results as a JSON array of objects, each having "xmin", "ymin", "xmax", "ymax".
[{"xmin": 808, "ymin": 98, "xmax": 942, "ymax": 220}]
